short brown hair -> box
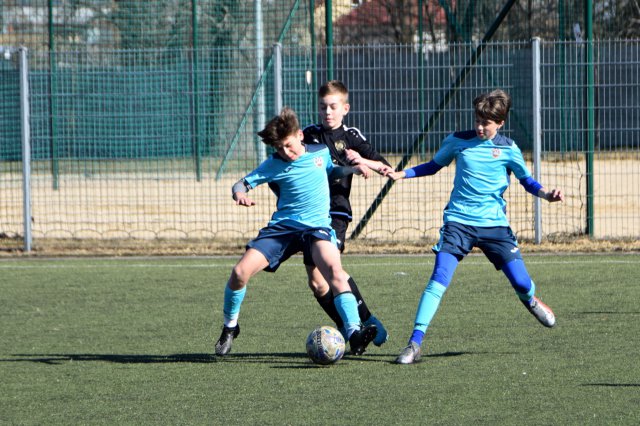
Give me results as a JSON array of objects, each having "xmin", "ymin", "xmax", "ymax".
[
  {"xmin": 257, "ymin": 107, "xmax": 300, "ymax": 147},
  {"xmin": 318, "ymin": 80, "xmax": 349, "ymax": 101},
  {"xmin": 473, "ymin": 89, "xmax": 511, "ymax": 123}
]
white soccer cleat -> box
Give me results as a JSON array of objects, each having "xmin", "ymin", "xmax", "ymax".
[
  {"xmin": 525, "ymin": 296, "xmax": 556, "ymax": 327},
  {"xmin": 395, "ymin": 341, "xmax": 421, "ymax": 364}
]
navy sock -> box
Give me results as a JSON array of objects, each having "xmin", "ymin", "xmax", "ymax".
[{"xmin": 410, "ymin": 330, "xmax": 425, "ymax": 346}]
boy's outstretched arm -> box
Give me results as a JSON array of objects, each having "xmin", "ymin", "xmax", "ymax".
[
  {"xmin": 538, "ymin": 187, "xmax": 564, "ymax": 203},
  {"xmin": 519, "ymin": 177, "xmax": 564, "ymax": 203},
  {"xmin": 231, "ymin": 178, "xmax": 256, "ymax": 207},
  {"xmin": 385, "ymin": 160, "xmax": 443, "ymax": 181},
  {"xmin": 330, "ymin": 165, "xmax": 369, "ymax": 178},
  {"xmin": 345, "ymin": 149, "xmax": 394, "ymax": 175}
]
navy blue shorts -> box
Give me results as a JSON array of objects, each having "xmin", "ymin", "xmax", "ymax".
[
  {"xmin": 246, "ymin": 222, "xmax": 337, "ymax": 272},
  {"xmin": 432, "ymin": 221, "xmax": 523, "ymax": 270}
]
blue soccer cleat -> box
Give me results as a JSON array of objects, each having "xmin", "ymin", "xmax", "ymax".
[{"xmin": 364, "ymin": 315, "xmax": 389, "ymax": 346}]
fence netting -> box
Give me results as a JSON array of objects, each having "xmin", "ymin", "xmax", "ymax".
[{"xmin": 2, "ymin": 40, "xmax": 639, "ymax": 244}]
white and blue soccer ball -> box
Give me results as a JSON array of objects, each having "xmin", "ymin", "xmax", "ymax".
[{"xmin": 306, "ymin": 325, "xmax": 345, "ymax": 365}]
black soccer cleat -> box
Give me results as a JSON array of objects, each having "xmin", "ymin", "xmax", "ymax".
[
  {"xmin": 215, "ymin": 324, "xmax": 240, "ymax": 356},
  {"xmin": 349, "ymin": 324, "xmax": 377, "ymax": 355}
]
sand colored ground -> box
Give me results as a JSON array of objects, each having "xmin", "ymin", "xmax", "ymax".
[{"xmin": 1, "ymin": 155, "xmax": 638, "ymax": 256}]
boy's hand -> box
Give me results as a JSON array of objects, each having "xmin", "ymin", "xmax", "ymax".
[
  {"xmin": 377, "ymin": 164, "xmax": 394, "ymax": 175},
  {"xmin": 345, "ymin": 149, "xmax": 362, "ymax": 164},
  {"xmin": 233, "ymin": 192, "xmax": 256, "ymax": 207},
  {"xmin": 543, "ymin": 188, "xmax": 564, "ymax": 203},
  {"xmin": 353, "ymin": 164, "xmax": 372, "ymax": 179},
  {"xmin": 386, "ymin": 170, "xmax": 406, "ymax": 181}
]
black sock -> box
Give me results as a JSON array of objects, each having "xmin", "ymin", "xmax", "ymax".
[
  {"xmin": 315, "ymin": 290, "xmax": 343, "ymax": 328},
  {"xmin": 348, "ymin": 276, "xmax": 372, "ymax": 322}
]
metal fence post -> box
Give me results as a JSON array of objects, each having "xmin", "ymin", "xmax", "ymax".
[
  {"xmin": 532, "ymin": 37, "xmax": 542, "ymax": 244},
  {"xmin": 273, "ymin": 43, "xmax": 283, "ymax": 114},
  {"xmin": 19, "ymin": 47, "xmax": 32, "ymax": 252},
  {"xmin": 255, "ymin": 0, "xmax": 267, "ymax": 163}
]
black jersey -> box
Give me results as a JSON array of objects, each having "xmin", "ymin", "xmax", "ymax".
[{"xmin": 303, "ymin": 123, "xmax": 390, "ymax": 221}]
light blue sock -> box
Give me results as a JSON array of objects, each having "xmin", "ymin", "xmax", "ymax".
[
  {"xmin": 223, "ymin": 284, "xmax": 247, "ymax": 327},
  {"xmin": 412, "ymin": 280, "xmax": 448, "ymax": 344},
  {"xmin": 334, "ymin": 292, "xmax": 360, "ymax": 340},
  {"xmin": 517, "ymin": 281, "xmax": 536, "ymax": 305}
]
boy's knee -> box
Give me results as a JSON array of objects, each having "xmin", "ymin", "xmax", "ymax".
[
  {"xmin": 230, "ymin": 264, "xmax": 252, "ymax": 287},
  {"xmin": 308, "ymin": 278, "xmax": 329, "ymax": 297}
]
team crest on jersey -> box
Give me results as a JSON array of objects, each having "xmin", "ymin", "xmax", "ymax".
[
  {"xmin": 492, "ymin": 148, "xmax": 501, "ymax": 158},
  {"xmin": 314, "ymin": 156, "xmax": 324, "ymax": 167},
  {"xmin": 334, "ymin": 140, "xmax": 347, "ymax": 153}
]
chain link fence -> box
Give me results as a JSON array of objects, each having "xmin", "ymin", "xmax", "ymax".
[{"xmin": 2, "ymin": 40, "xmax": 639, "ymax": 251}]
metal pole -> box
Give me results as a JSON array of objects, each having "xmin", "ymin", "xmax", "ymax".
[
  {"xmin": 309, "ymin": 0, "xmax": 317, "ymax": 123},
  {"xmin": 532, "ymin": 37, "xmax": 542, "ymax": 244},
  {"xmin": 255, "ymin": 0, "xmax": 267, "ymax": 163},
  {"xmin": 48, "ymin": 0, "xmax": 59, "ymax": 190},
  {"xmin": 274, "ymin": 43, "xmax": 283, "ymax": 114},
  {"xmin": 191, "ymin": 0, "xmax": 202, "ymax": 181},
  {"xmin": 325, "ymin": 0, "xmax": 333, "ymax": 80},
  {"xmin": 19, "ymin": 47, "xmax": 32, "ymax": 252},
  {"xmin": 585, "ymin": 0, "xmax": 595, "ymax": 237}
]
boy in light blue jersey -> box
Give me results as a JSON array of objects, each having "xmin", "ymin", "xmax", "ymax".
[
  {"xmin": 214, "ymin": 107, "xmax": 378, "ymax": 358},
  {"xmin": 387, "ymin": 89, "xmax": 564, "ymax": 365}
]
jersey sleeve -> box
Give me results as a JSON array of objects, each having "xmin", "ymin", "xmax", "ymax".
[
  {"xmin": 432, "ymin": 134, "xmax": 457, "ymax": 167},
  {"xmin": 508, "ymin": 143, "xmax": 532, "ymax": 179},
  {"xmin": 242, "ymin": 158, "xmax": 275, "ymax": 189},
  {"xmin": 324, "ymin": 149, "xmax": 335, "ymax": 174}
]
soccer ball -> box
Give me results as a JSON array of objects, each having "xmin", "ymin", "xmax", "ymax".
[{"xmin": 305, "ymin": 325, "xmax": 346, "ymax": 365}]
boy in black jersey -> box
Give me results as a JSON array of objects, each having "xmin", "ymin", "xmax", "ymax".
[{"xmin": 304, "ymin": 80, "xmax": 393, "ymax": 346}]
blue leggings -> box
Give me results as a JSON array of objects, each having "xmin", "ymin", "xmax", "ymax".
[{"xmin": 412, "ymin": 254, "xmax": 534, "ymax": 337}]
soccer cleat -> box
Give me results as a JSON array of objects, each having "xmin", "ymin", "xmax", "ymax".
[
  {"xmin": 364, "ymin": 315, "xmax": 389, "ymax": 347},
  {"xmin": 348, "ymin": 324, "xmax": 377, "ymax": 355},
  {"xmin": 214, "ymin": 324, "xmax": 240, "ymax": 356},
  {"xmin": 395, "ymin": 342, "xmax": 421, "ymax": 365},
  {"xmin": 524, "ymin": 296, "xmax": 556, "ymax": 327}
]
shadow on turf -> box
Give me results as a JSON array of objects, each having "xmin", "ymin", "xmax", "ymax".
[
  {"xmin": 581, "ymin": 383, "xmax": 640, "ymax": 387},
  {"xmin": 3, "ymin": 350, "xmax": 473, "ymax": 366},
  {"xmin": 4, "ymin": 352, "xmax": 316, "ymax": 366}
]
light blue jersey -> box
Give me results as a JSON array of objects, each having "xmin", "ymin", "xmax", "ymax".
[
  {"xmin": 243, "ymin": 144, "xmax": 334, "ymax": 228},
  {"xmin": 433, "ymin": 130, "xmax": 531, "ymax": 227}
]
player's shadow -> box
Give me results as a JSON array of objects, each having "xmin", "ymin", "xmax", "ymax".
[
  {"xmin": 581, "ymin": 383, "xmax": 640, "ymax": 387},
  {"xmin": 3, "ymin": 352, "xmax": 308, "ymax": 366},
  {"xmin": 2, "ymin": 351, "xmax": 476, "ymax": 367},
  {"xmin": 4, "ymin": 353, "xmax": 217, "ymax": 365}
]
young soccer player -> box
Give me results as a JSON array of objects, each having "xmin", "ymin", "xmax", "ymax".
[
  {"xmin": 214, "ymin": 107, "xmax": 378, "ymax": 357},
  {"xmin": 386, "ymin": 89, "xmax": 564, "ymax": 364},
  {"xmin": 304, "ymin": 80, "xmax": 393, "ymax": 347}
]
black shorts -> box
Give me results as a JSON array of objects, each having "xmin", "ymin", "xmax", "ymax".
[{"xmin": 330, "ymin": 216, "xmax": 349, "ymax": 253}]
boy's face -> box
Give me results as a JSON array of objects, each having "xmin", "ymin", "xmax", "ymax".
[
  {"xmin": 319, "ymin": 93, "xmax": 350, "ymax": 130},
  {"xmin": 273, "ymin": 130, "xmax": 305, "ymax": 162},
  {"xmin": 474, "ymin": 116, "xmax": 504, "ymax": 141}
]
